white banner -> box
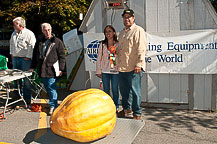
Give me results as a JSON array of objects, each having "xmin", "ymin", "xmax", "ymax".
[{"xmin": 84, "ymin": 29, "xmax": 217, "ymax": 74}]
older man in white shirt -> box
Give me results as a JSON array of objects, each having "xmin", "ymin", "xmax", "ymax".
[{"xmin": 10, "ymin": 17, "xmax": 36, "ymax": 105}]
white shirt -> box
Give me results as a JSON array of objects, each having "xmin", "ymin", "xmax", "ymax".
[{"xmin": 10, "ymin": 28, "xmax": 36, "ymax": 59}]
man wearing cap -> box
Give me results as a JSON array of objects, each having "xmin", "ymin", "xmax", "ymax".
[{"xmin": 117, "ymin": 9, "xmax": 147, "ymax": 120}]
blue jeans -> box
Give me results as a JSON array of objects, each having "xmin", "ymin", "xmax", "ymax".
[
  {"xmin": 102, "ymin": 73, "xmax": 119, "ymax": 109},
  {"xmin": 12, "ymin": 57, "xmax": 32, "ymax": 102},
  {"xmin": 41, "ymin": 78, "xmax": 57, "ymax": 108},
  {"xmin": 118, "ymin": 71, "xmax": 142, "ymax": 116}
]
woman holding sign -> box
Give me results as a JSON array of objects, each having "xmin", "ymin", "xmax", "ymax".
[{"xmin": 96, "ymin": 25, "xmax": 119, "ymax": 111}]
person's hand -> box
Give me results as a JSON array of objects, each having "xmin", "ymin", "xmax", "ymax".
[
  {"xmin": 24, "ymin": 57, "xmax": 30, "ymax": 61},
  {"xmin": 59, "ymin": 71, "xmax": 63, "ymax": 76},
  {"xmin": 29, "ymin": 68, "xmax": 34, "ymax": 72},
  {"xmin": 134, "ymin": 67, "xmax": 141, "ymax": 74},
  {"xmin": 96, "ymin": 74, "xmax": 102, "ymax": 78}
]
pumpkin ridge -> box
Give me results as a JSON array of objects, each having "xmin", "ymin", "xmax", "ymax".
[
  {"xmin": 51, "ymin": 103, "xmax": 116, "ymax": 131},
  {"xmin": 56, "ymin": 89, "xmax": 100, "ymax": 106},
  {"xmin": 51, "ymin": 116, "xmax": 116, "ymax": 142},
  {"xmin": 53, "ymin": 93, "xmax": 114, "ymax": 123},
  {"xmin": 50, "ymin": 89, "xmax": 116, "ymax": 142},
  {"xmin": 59, "ymin": 95, "xmax": 114, "ymax": 118},
  {"xmin": 53, "ymin": 90, "xmax": 98, "ymax": 115},
  {"xmin": 51, "ymin": 113, "xmax": 116, "ymax": 133},
  {"xmin": 51, "ymin": 110, "xmax": 116, "ymax": 132},
  {"xmin": 56, "ymin": 89, "xmax": 105, "ymax": 111}
]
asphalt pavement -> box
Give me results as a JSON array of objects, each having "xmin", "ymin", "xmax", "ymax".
[{"xmin": 0, "ymin": 89, "xmax": 216, "ymax": 144}]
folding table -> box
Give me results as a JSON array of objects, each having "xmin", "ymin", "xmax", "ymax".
[{"xmin": 0, "ymin": 70, "xmax": 32, "ymax": 118}]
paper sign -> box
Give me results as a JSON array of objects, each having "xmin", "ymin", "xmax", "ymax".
[
  {"xmin": 63, "ymin": 29, "xmax": 83, "ymax": 54},
  {"xmin": 53, "ymin": 61, "xmax": 60, "ymax": 77}
]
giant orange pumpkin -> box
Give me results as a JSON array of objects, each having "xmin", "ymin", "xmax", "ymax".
[{"xmin": 50, "ymin": 88, "xmax": 116, "ymax": 142}]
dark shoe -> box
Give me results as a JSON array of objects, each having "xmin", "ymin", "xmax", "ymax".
[
  {"xmin": 133, "ymin": 115, "xmax": 142, "ymax": 120},
  {"xmin": 118, "ymin": 109, "xmax": 133, "ymax": 118},
  {"xmin": 125, "ymin": 109, "xmax": 133, "ymax": 117}
]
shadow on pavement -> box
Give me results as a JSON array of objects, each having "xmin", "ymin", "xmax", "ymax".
[
  {"xmin": 23, "ymin": 128, "xmax": 41, "ymax": 144},
  {"xmin": 143, "ymin": 108, "xmax": 217, "ymax": 133},
  {"xmin": 23, "ymin": 128, "xmax": 92, "ymax": 144}
]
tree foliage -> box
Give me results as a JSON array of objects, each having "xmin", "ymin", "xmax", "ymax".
[
  {"xmin": 0, "ymin": 0, "xmax": 92, "ymax": 37},
  {"xmin": 210, "ymin": 0, "xmax": 217, "ymax": 12},
  {"xmin": 0, "ymin": 0, "xmax": 216, "ymax": 38}
]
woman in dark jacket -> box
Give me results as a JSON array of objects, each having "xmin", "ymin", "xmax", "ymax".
[{"xmin": 30, "ymin": 23, "xmax": 65, "ymax": 115}]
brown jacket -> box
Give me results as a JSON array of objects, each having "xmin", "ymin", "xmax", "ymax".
[{"xmin": 31, "ymin": 34, "xmax": 66, "ymax": 78}]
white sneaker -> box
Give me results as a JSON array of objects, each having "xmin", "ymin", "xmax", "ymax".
[{"xmin": 49, "ymin": 107, "xmax": 55, "ymax": 115}]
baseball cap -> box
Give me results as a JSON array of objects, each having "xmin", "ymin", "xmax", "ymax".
[{"xmin": 122, "ymin": 9, "xmax": 135, "ymax": 17}]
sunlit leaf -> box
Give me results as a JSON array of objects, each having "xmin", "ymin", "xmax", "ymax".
[{"xmin": 1, "ymin": 0, "xmax": 92, "ymax": 36}]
